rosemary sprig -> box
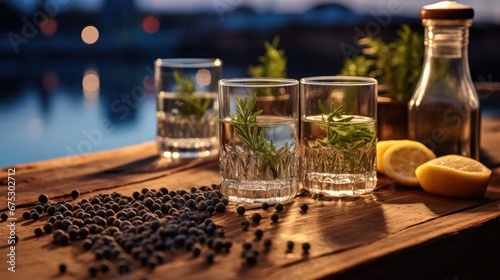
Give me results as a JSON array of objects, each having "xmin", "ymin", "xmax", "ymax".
[
  {"xmin": 232, "ymin": 95, "xmax": 290, "ymax": 178},
  {"xmin": 317, "ymin": 100, "xmax": 375, "ymax": 151},
  {"xmin": 173, "ymin": 71, "xmax": 212, "ymax": 120}
]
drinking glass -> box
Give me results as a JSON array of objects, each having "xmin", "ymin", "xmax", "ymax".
[
  {"xmin": 219, "ymin": 78, "xmax": 299, "ymax": 203},
  {"xmin": 155, "ymin": 58, "xmax": 222, "ymax": 159},
  {"xmin": 300, "ymin": 76, "xmax": 377, "ymax": 197}
]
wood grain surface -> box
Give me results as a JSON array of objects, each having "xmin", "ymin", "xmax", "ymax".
[{"xmin": 0, "ymin": 117, "xmax": 499, "ymax": 280}]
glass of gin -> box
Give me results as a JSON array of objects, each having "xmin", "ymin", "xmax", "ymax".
[
  {"xmin": 219, "ymin": 78, "xmax": 299, "ymax": 203},
  {"xmin": 300, "ymin": 76, "xmax": 377, "ymax": 197},
  {"xmin": 155, "ymin": 58, "xmax": 222, "ymax": 159}
]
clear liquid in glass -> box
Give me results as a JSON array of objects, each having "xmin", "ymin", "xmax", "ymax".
[
  {"xmin": 301, "ymin": 115, "xmax": 377, "ymax": 197},
  {"xmin": 157, "ymin": 91, "xmax": 218, "ymax": 158},
  {"xmin": 219, "ymin": 115, "xmax": 298, "ymax": 203}
]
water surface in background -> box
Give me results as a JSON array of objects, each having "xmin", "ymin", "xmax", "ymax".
[{"xmin": 0, "ymin": 58, "xmax": 248, "ymax": 167}]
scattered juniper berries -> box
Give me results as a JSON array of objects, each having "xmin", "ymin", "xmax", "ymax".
[
  {"xmin": 251, "ymin": 213, "xmax": 261, "ymax": 223},
  {"xmin": 205, "ymin": 250, "xmax": 215, "ymax": 264},
  {"xmin": 302, "ymin": 242, "xmax": 311, "ymax": 254},
  {"xmin": 261, "ymin": 202, "xmax": 269, "ymax": 210},
  {"xmin": 34, "ymin": 227, "xmax": 43, "ymax": 237},
  {"xmin": 236, "ymin": 206, "xmax": 246, "ymax": 215},
  {"xmin": 43, "ymin": 222, "xmax": 53, "ymax": 233},
  {"xmin": 244, "ymin": 250, "xmax": 258, "ymax": 265},
  {"xmin": 38, "ymin": 194, "xmax": 49, "ymax": 204},
  {"xmin": 71, "ymin": 190, "xmax": 80, "ymax": 199},
  {"xmin": 264, "ymin": 239, "xmax": 272, "ymax": 250},
  {"xmin": 275, "ymin": 203, "xmax": 283, "ymax": 212},
  {"xmin": 192, "ymin": 245, "xmax": 201, "ymax": 257},
  {"xmin": 100, "ymin": 262, "xmax": 110, "ymax": 273},
  {"xmin": 1, "ymin": 213, "xmax": 8, "ymax": 221},
  {"xmin": 271, "ymin": 213, "xmax": 279, "ymax": 223},
  {"xmin": 300, "ymin": 203, "xmax": 309, "ymax": 212},
  {"xmin": 254, "ymin": 229, "xmax": 264, "ymax": 240},
  {"xmin": 22, "ymin": 211, "xmax": 31, "ymax": 220},
  {"xmin": 82, "ymin": 239, "xmax": 93, "ymax": 251},
  {"xmin": 88, "ymin": 265, "xmax": 98, "ymax": 277},
  {"xmin": 59, "ymin": 263, "xmax": 67, "ymax": 274},
  {"xmin": 215, "ymin": 202, "xmax": 225, "ymax": 213},
  {"xmin": 34, "ymin": 205, "xmax": 44, "ymax": 214},
  {"xmin": 241, "ymin": 220, "xmax": 250, "ymax": 230},
  {"xmin": 286, "ymin": 240, "xmax": 294, "ymax": 251},
  {"xmin": 31, "ymin": 212, "xmax": 40, "ymax": 221},
  {"xmin": 242, "ymin": 242, "xmax": 252, "ymax": 250}
]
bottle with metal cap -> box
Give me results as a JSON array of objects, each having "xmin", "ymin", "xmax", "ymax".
[{"xmin": 408, "ymin": 1, "xmax": 480, "ymax": 159}]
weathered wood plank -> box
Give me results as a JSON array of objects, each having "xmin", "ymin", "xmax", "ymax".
[
  {"xmin": 0, "ymin": 142, "xmax": 218, "ymax": 208},
  {"xmin": 1, "ymin": 164, "xmax": 498, "ymax": 280}
]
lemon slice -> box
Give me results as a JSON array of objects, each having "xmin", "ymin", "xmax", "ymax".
[
  {"xmin": 376, "ymin": 140, "xmax": 413, "ymax": 174},
  {"xmin": 416, "ymin": 155, "xmax": 491, "ymax": 198},
  {"xmin": 376, "ymin": 140, "xmax": 398, "ymax": 173},
  {"xmin": 383, "ymin": 141, "xmax": 436, "ymax": 186}
]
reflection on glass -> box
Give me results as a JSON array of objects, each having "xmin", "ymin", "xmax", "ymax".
[{"xmin": 195, "ymin": 69, "xmax": 211, "ymax": 87}]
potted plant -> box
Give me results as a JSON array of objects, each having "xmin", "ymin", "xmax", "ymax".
[
  {"xmin": 247, "ymin": 36, "xmax": 292, "ymax": 114},
  {"xmin": 339, "ymin": 24, "xmax": 424, "ymax": 140}
]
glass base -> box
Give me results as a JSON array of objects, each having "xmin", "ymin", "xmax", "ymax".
[
  {"xmin": 303, "ymin": 171, "xmax": 377, "ymax": 197},
  {"xmin": 221, "ymin": 179, "xmax": 298, "ymax": 204},
  {"xmin": 157, "ymin": 136, "xmax": 218, "ymax": 159}
]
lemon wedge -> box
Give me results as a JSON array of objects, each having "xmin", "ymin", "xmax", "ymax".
[
  {"xmin": 382, "ymin": 140, "xmax": 436, "ymax": 186},
  {"xmin": 415, "ymin": 155, "xmax": 491, "ymax": 198}
]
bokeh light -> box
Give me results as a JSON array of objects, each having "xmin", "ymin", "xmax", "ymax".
[
  {"xmin": 142, "ymin": 16, "xmax": 160, "ymax": 34},
  {"xmin": 83, "ymin": 69, "xmax": 100, "ymax": 100},
  {"xmin": 81, "ymin": 26, "xmax": 99, "ymax": 44},
  {"xmin": 40, "ymin": 18, "xmax": 57, "ymax": 36}
]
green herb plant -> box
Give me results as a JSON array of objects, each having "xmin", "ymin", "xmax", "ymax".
[
  {"xmin": 173, "ymin": 71, "xmax": 212, "ymax": 120},
  {"xmin": 340, "ymin": 24, "xmax": 423, "ymax": 101},
  {"xmin": 232, "ymin": 95, "xmax": 290, "ymax": 178},
  {"xmin": 248, "ymin": 36, "xmax": 287, "ymax": 79},
  {"xmin": 316, "ymin": 100, "xmax": 375, "ymax": 152}
]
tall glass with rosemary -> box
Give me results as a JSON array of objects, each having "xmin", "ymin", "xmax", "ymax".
[
  {"xmin": 300, "ymin": 76, "xmax": 378, "ymax": 197},
  {"xmin": 155, "ymin": 58, "xmax": 222, "ymax": 159},
  {"xmin": 218, "ymin": 78, "xmax": 299, "ymax": 203}
]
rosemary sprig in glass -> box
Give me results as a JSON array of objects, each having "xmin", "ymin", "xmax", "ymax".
[
  {"xmin": 173, "ymin": 71, "xmax": 212, "ymax": 120},
  {"xmin": 316, "ymin": 100, "xmax": 375, "ymax": 152},
  {"xmin": 232, "ymin": 95, "xmax": 290, "ymax": 178}
]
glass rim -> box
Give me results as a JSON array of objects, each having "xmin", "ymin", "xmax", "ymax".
[
  {"xmin": 219, "ymin": 78, "xmax": 299, "ymax": 87},
  {"xmin": 155, "ymin": 58, "xmax": 222, "ymax": 68},
  {"xmin": 300, "ymin": 76, "xmax": 377, "ymax": 86}
]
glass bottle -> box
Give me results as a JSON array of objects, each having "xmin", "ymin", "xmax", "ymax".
[{"xmin": 408, "ymin": 1, "xmax": 480, "ymax": 159}]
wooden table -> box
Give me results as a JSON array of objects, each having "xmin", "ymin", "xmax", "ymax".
[{"xmin": 1, "ymin": 117, "xmax": 499, "ymax": 280}]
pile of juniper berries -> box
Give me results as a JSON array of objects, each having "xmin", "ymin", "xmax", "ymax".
[
  {"xmin": 25, "ymin": 185, "xmax": 232, "ymax": 276},
  {"xmin": 7, "ymin": 185, "xmax": 313, "ymax": 277}
]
